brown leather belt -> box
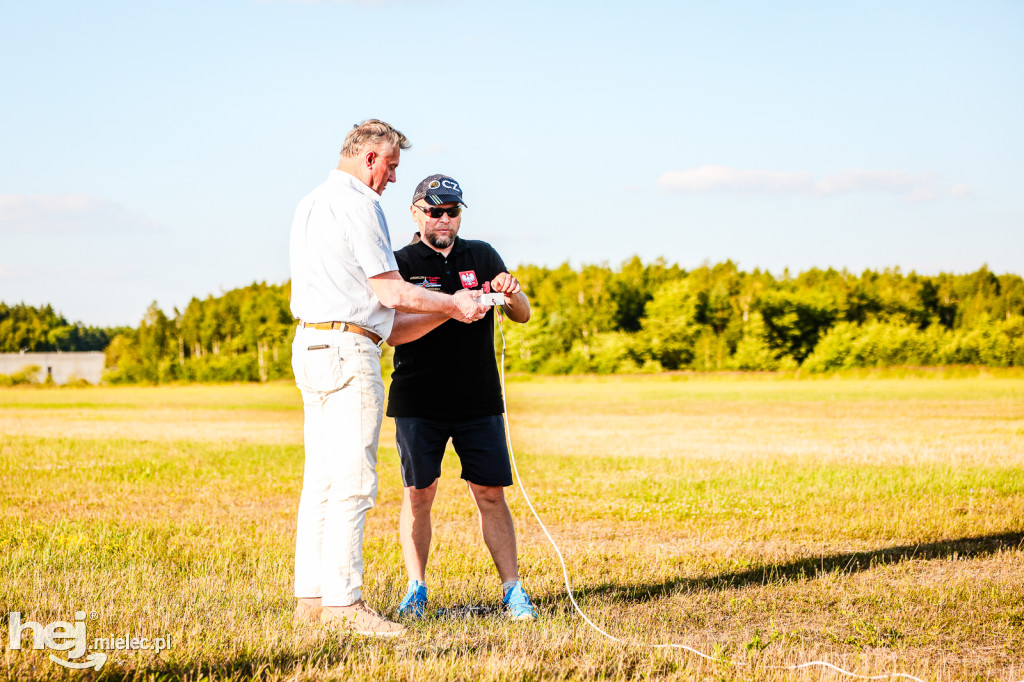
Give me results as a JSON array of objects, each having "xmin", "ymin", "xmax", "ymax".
[{"xmin": 298, "ymin": 320, "xmax": 382, "ymax": 346}]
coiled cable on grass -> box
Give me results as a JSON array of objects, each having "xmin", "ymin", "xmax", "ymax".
[{"xmin": 495, "ymin": 308, "xmax": 936, "ymax": 682}]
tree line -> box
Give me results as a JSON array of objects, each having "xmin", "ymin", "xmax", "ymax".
[
  {"xmin": 2, "ymin": 259, "xmax": 1022, "ymax": 384},
  {"xmin": 103, "ymin": 282, "xmax": 294, "ymax": 384},
  {"xmin": 0, "ymin": 302, "xmax": 114, "ymax": 353},
  {"xmin": 503, "ymin": 259, "xmax": 1023, "ymax": 373}
]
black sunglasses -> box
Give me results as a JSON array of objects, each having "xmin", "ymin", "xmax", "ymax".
[{"xmin": 417, "ymin": 205, "xmax": 462, "ymax": 219}]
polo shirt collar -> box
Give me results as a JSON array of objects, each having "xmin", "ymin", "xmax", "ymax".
[{"xmin": 329, "ymin": 169, "xmax": 379, "ymax": 199}]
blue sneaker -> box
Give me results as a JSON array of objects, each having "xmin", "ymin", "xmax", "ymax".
[
  {"xmin": 397, "ymin": 581, "xmax": 427, "ymax": 618},
  {"xmin": 502, "ymin": 581, "xmax": 537, "ymax": 621}
]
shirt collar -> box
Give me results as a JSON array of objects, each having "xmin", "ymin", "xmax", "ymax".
[{"xmin": 329, "ymin": 169, "xmax": 379, "ymax": 199}]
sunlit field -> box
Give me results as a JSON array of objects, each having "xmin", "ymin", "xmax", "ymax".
[{"xmin": 2, "ymin": 372, "xmax": 1023, "ymax": 681}]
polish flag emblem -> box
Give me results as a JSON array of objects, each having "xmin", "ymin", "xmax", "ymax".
[{"xmin": 459, "ymin": 270, "xmax": 478, "ymax": 288}]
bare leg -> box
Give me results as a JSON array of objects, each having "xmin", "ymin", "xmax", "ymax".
[
  {"xmin": 400, "ymin": 480, "xmax": 438, "ymax": 581},
  {"xmin": 467, "ymin": 482, "xmax": 518, "ymax": 583}
]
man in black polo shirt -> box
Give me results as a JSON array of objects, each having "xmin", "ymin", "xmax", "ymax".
[{"xmin": 387, "ymin": 174, "xmax": 537, "ymax": 621}]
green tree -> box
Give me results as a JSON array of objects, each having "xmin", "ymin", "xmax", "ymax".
[
  {"xmin": 756, "ymin": 288, "xmax": 840, "ymax": 363},
  {"xmin": 639, "ymin": 279, "xmax": 702, "ymax": 369}
]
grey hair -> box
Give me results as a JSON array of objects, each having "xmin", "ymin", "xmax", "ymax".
[{"xmin": 339, "ymin": 119, "xmax": 411, "ymax": 157}]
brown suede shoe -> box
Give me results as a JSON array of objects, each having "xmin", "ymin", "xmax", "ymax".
[
  {"xmin": 320, "ymin": 600, "xmax": 406, "ymax": 637},
  {"xmin": 293, "ymin": 597, "xmax": 323, "ymax": 624}
]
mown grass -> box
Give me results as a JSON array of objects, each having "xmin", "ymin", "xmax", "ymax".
[{"xmin": 1, "ymin": 374, "xmax": 1023, "ymax": 681}]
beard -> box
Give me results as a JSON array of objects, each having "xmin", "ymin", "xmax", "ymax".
[{"xmin": 425, "ymin": 229, "xmax": 455, "ymax": 250}]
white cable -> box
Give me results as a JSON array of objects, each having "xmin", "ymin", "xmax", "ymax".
[{"xmin": 495, "ymin": 308, "xmax": 937, "ymax": 682}]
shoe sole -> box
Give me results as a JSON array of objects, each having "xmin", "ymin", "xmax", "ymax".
[{"xmin": 324, "ymin": 619, "xmax": 407, "ymax": 637}]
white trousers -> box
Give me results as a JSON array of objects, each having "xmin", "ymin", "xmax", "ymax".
[{"xmin": 291, "ymin": 326, "xmax": 384, "ymax": 606}]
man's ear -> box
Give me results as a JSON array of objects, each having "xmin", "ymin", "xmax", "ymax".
[
  {"xmin": 409, "ymin": 206, "xmax": 425, "ymax": 236},
  {"xmin": 365, "ymin": 150, "xmax": 376, "ymax": 168}
]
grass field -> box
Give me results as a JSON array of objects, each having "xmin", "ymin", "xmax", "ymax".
[{"xmin": 1, "ymin": 372, "xmax": 1023, "ymax": 681}]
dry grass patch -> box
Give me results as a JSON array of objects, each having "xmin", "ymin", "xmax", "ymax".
[{"xmin": 1, "ymin": 375, "xmax": 1023, "ymax": 681}]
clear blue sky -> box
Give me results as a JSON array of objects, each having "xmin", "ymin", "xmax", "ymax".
[{"xmin": 2, "ymin": 1, "xmax": 1021, "ymax": 326}]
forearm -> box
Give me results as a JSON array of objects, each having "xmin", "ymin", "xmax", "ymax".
[
  {"xmin": 388, "ymin": 284, "xmax": 457, "ymax": 315},
  {"xmin": 370, "ymin": 271, "xmax": 489, "ymax": 323},
  {"xmin": 371, "ymin": 273, "xmax": 456, "ymax": 315},
  {"xmin": 501, "ymin": 291, "xmax": 531, "ymax": 323},
  {"xmin": 388, "ymin": 312, "xmax": 448, "ymax": 346}
]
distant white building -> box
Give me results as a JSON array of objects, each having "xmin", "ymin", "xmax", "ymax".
[{"xmin": 0, "ymin": 351, "xmax": 106, "ymax": 385}]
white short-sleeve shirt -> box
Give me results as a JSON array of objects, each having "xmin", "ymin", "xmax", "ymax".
[{"xmin": 289, "ymin": 170, "xmax": 400, "ymax": 340}]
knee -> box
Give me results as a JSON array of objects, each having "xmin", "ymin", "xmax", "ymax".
[
  {"xmin": 405, "ymin": 481, "xmax": 438, "ymax": 515},
  {"xmin": 327, "ymin": 487, "xmax": 376, "ymax": 511},
  {"xmin": 298, "ymin": 487, "xmax": 329, "ymax": 507},
  {"xmin": 327, "ymin": 477, "xmax": 377, "ymax": 505},
  {"xmin": 470, "ymin": 484, "xmax": 506, "ymax": 508}
]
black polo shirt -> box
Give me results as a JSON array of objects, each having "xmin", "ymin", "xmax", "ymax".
[{"xmin": 386, "ymin": 237, "xmax": 507, "ymax": 419}]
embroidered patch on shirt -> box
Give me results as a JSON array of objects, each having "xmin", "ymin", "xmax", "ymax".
[
  {"xmin": 459, "ymin": 270, "xmax": 478, "ymax": 288},
  {"xmin": 410, "ymin": 275, "xmax": 443, "ymax": 290}
]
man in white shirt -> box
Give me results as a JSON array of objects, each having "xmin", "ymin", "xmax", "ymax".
[{"xmin": 289, "ymin": 119, "xmax": 488, "ymax": 637}]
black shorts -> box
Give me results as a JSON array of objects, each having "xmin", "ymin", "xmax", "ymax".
[{"xmin": 394, "ymin": 414, "xmax": 513, "ymax": 489}]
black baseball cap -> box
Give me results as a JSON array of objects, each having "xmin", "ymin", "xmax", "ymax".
[{"xmin": 412, "ymin": 174, "xmax": 467, "ymax": 206}]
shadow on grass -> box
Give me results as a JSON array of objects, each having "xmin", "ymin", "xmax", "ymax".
[{"xmin": 579, "ymin": 530, "xmax": 1024, "ymax": 604}]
